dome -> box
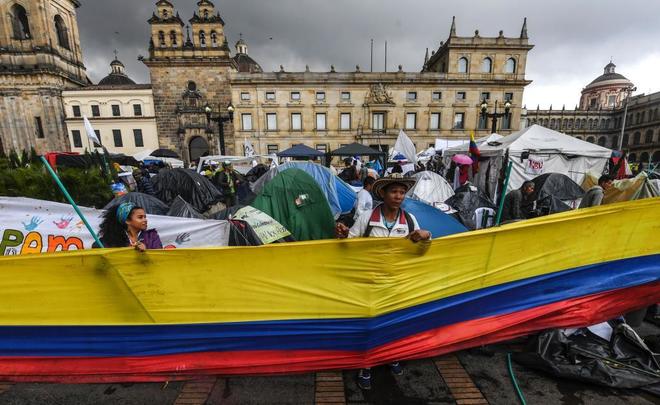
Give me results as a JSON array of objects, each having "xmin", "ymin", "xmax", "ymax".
[
  {"xmin": 233, "ymin": 53, "xmax": 263, "ymax": 73},
  {"xmin": 584, "ymin": 62, "xmax": 632, "ymax": 90},
  {"xmin": 98, "ymin": 58, "xmax": 137, "ymax": 86}
]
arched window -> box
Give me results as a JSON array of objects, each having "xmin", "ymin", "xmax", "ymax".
[
  {"xmin": 187, "ymin": 81, "xmax": 197, "ymax": 91},
  {"xmin": 640, "ymin": 152, "xmax": 649, "ymax": 163},
  {"xmin": 158, "ymin": 31, "xmax": 165, "ymax": 46},
  {"xmin": 652, "ymin": 151, "xmax": 660, "ymax": 163},
  {"xmin": 199, "ymin": 30, "xmax": 206, "ymax": 47},
  {"xmin": 457, "ymin": 57, "xmax": 468, "ymax": 73},
  {"xmin": 597, "ymin": 137, "xmax": 607, "ymax": 147},
  {"xmin": 582, "ymin": 119, "xmax": 587, "ymax": 128},
  {"xmin": 633, "ymin": 132, "xmax": 641, "ymax": 145},
  {"xmin": 605, "ymin": 119, "xmax": 611, "ymax": 129},
  {"xmin": 641, "ymin": 111, "xmax": 647, "ymax": 122},
  {"xmin": 586, "ymin": 136, "xmax": 595, "ymax": 143},
  {"xmin": 162, "ymin": 9, "xmax": 168, "ymax": 18},
  {"xmin": 210, "ymin": 31, "xmax": 218, "ymax": 47},
  {"xmin": 635, "ymin": 113, "xmax": 640, "ymax": 124},
  {"xmin": 645, "ymin": 130, "xmax": 653, "ymax": 144},
  {"xmin": 481, "ymin": 57, "xmax": 492, "ymax": 73},
  {"xmin": 168, "ymin": 31, "xmax": 177, "ymax": 46},
  {"xmin": 622, "ymin": 133, "xmax": 629, "ymax": 146},
  {"xmin": 11, "ymin": 4, "xmax": 31, "ymax": 40},
  {"xmin": 505, "ymin": 58, "xmax": 516, "ymax": 74},
  {"xmin": 611, "ymin": 136, "xmax": 619, "ymax": 149},
  {"xmin": 568, "ymin": 119, "xmax": 574, "ymax": 129},
  {"xmin": 203, "ymin": 9, "xmax": 209, "ymax": 19},
  {"xmin": 588, "ymin": 119, "xmax": 593, "ymax": 129},
  {"xmin": 54, "ymin": 15, "xmax": 70, "ymax": 49},
  {"xmin": 550, "ymin": 118, "xmax": 556, "ymax": 128}
]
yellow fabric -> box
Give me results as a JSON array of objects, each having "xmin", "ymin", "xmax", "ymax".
[
  {"xmin": 582, "ymin": 172, "xmax": 653, "ymax": 203},
  {"xmin": 0, "ymin": 198, "xmax": 658, "ymax": 326}
]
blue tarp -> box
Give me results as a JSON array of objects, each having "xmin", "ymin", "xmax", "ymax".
[
  {"xmin": 277, "ymin": 162, "xmax": 357, "ymax": 216},
  {"xmin": 402, "ymin": 198, "xmax": 468, "ymax": 239}
]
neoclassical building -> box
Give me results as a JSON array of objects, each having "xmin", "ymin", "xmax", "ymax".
[
  {"xmin": 0, "ymin": 0, "xmax": 88, "ymax": 155},
  {"xmin": 525, "ymin": 62, "xmax": 660, "ymax": 164},
  {"xmin": 143, "ymin": 1, "xmax": 534, "ymax": 162}
]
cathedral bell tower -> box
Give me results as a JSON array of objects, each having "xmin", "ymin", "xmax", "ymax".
[{"xmin": 143, "ymin": 0, "xmax": 237, "ymax": 162}]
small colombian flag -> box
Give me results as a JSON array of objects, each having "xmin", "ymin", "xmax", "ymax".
[{"xmin": 468, "ymin": 132, "xmax": 481, "ymax": 174}]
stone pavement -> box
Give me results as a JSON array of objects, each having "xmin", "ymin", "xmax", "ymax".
[{"xmin": 1, "ymin": 321, "xmax": 658, "ymax": 405}]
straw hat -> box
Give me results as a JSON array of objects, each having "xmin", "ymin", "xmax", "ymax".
[{"xmin": 372, "ymin": 173, "xmax": 416, "ymax": 198}]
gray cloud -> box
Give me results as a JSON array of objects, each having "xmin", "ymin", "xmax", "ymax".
[{"xmin": 77, "ymin": 0, "xmax": 660, "ymax": 108}]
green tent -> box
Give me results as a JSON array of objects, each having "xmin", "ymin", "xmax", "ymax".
[{"xmin": 251, "ymin": 168, "xmax": 335, "ymax": 241}]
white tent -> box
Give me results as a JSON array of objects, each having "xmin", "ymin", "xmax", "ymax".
[
  {"xmin": 442, "ymin": 133, "xmax": 504, "ymax": 157},
  {"xmin": 481, "ymin": 125, "xmax": 612, "ymax": 191},
  {"xmin": 407, "ymin": 171, "xmax": 455, "ymax": 208}
]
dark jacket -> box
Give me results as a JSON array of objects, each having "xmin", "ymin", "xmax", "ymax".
[
  {"xmin": 502, "ymin": 188, "xmax": 536, "ymax": 222},
  {"xmin": 137, "ymin": 176, "xmax": 155, "ymax": 195}
]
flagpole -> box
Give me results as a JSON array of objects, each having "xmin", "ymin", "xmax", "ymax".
[
  {"xmin": 495, "ymin": 161, "xmax": 513, "ymax": 226},
  {"xmin": 40, "ymin": 156, "xmax": 104, "ymax": 247}
]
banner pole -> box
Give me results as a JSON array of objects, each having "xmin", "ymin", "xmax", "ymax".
[
  {"xmin": 40, "ymin": 156, "xmax": 105, "ymax": 248},
  {"xmin": 495, "ymin": 161, "xmax": 514, "ymax": 226}
]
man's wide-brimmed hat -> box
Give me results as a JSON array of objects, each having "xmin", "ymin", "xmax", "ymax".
[{"xmin": 372, "ymin": 173, "xmax": 416, "ymax": 198}]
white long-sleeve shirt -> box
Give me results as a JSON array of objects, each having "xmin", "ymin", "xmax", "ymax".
[{"xmin": 353, "ymin": 188, "xmax": 374, "ymax": 221}]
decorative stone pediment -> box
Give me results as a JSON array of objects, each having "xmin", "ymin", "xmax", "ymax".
[{"xmin": 365, "ymin": 83, "xmax": 394, "ymax": 105}]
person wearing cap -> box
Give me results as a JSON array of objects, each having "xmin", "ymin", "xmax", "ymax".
[
  {"xmin": 214, "ymin": 161, "xmax": 241, "ymax": 207},
  {"xmin": 336, "ymin": 173, "xmax": 431, "ymax": 390},
  {"xmin": 94, "ymin": 202, "xmax": 162, "ymax": 251}
]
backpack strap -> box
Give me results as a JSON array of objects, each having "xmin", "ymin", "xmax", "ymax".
[{"xmin": 403, "ymin": 210, "xmax": 415, "ymax": 234}]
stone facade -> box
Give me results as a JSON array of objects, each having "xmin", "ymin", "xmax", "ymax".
[
  {"xmin": 524, "ymin": 63, "xmax": 660, "ymax": 165},
  {"xmin": 142, "ymin": 2, "xmax": 533, "ymax": 162},
  {"xmin": 0, "ymin": 0, "xmax": 87, "ymax": 155}
]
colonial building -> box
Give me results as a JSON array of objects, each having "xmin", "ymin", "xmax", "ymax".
[
  {"xmin": 142, "ymin": 1, "xmax": 534, "ymax": 162},
  {"xmin": 0, "ymin": 0, "xmax": 88, "ymax": 155},
  {"xmin": 525, "ymin": 62, "xmax": 660, "ymax": 165},
  {"xmin": 62, "ymin": 58, "xmax": 159, "ymax": 155}
]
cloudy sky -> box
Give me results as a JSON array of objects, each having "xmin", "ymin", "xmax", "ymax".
[{"xmin": 77, "ymin": 0, "xmax": 660, "ymax": 108}]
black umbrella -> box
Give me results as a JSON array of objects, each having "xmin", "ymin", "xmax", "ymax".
[
  {"xmin": 109, "ymin": 153, "xmax": 140, "ymax": 167},
  {"xmin": 150, "ymin": 149, "xmax": 180, "ymax": 159},
  {"xmin": 103, "ymin": 192, "xmax": 170, "ymax": 215},
  {"xmin": 151, "ymin": 168, "xmax": 222, "ymax": 212}
]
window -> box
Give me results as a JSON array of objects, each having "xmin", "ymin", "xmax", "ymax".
[
  {"xmin": 91, "ymin": 105, "xmax": 100, "ymax": 117},
  {"xmin": 203, "ymin": 9, "xmax": 209, "ymax": 18},
  {"xmin": 199, "ymin": 30, "xmax": 206, "ymax": 47},
  {"xmin": 170, "ymin": 31, "xmax": 177, "ymax": 46},
  {"xmin": 590, "ymin": 98, "xmax": 597, "ymax": 108},
  {"xmin": 502, "ymin": 113, "xmax": 511, "ymax": 130},
  {"xmin": 432, "ymin": 91, "xmax": 442, "ymax": 101},
  {"xmin": 481, "ymin": 57, "xmax": 492, "ymax": 73},
  {"xmin": 210, "ymin": 31, "xmax": 218, "ymax": 47},
  {"xmin": 316, "ymin": 92, "xmax": 326, "ymax": 102},
  {"xmin": 405, "ymin": 113, "xmax": 417, "ymax": 129},
  {"xmin": 266, "ymin": 113, "xmax": 277, "ymax": 130},
  {"xmin": 71, "ymin": 130, "xmax": 82, "ymax": 148},
  {"xmin": 341, "ymin": 92, "xmax": 351, "ymax": 101},
  {"xmin": 478, "ymin": 113, "xmax": 488, "ymax": 129},
  {"xmin": 453, "ymin": 113, "xmax": 465, "ymax": 129},
  {"xmin": 505, "ymin": 92, "xmax": 514, "ymax": 102},
  {"xmin": 316, "ymin": 113, "xmax": 327, "ymax": 130},
  {"xmin": 505, "ymin": 58, "xmax": 516, "ymax": 74},
  {"xmin": 267, "ymin": 144, "xmax": 279, "ymax": 154},
  {"xmin": 11, "ymin": 4, "xmax": 31, "ymax": 40},
  {"xmin": 456, "ymin": 92, "xmax": 466, "ymax": 101},
  {"xmin": 112, "ymin": 130, "xmax": 123, "ymax": 147},
  {"xmin": 622, "ymin": 133, "xmax": 629, "ymax": 146},
  {"xmin": 340, "ymin": 113, "xmax": 351, "ymax": 130},
  {"xmin": 316, "ymin": 144, "xmax": 328, "ymax": 153},
  {"xmin": 597, "ymin": 137, "xmax": 607, "ymax": 147},
  {"xmin": 430, "ymin": 113, "xmax": 441, "ymax": 130},
  {"xmin": 645, "ymin": 130, "xmax": 654, "ymax": 144},
  {"xmin": 111, "ymin": 105, "xmax": 120, "ymax": 117},
  {"xmin": 241, "ymin": 113, "xmax": 253, "ymax": 130},
  {"xmin": 611, "ymin": 136, "xmax": 619, "ymax": 149},
  {"xmin": 72, "ymin": 105, "xmax": 81, "ymax": 117},
  {"xmin": 633, "ymin": 132, "xmax": 641, "ymax": 145},
  {"xmin": 458, "ymin": 57, "xmax": 469, "ymax": 73},
  {"xmin": 158, "ymin": 31, "xmax": 165, "ymax": 46},
  {"xmin": 240, "ymin": 92, "xmax": 250, "ymax": 101},
  {"xmin": 291, "ymin": 113, "xmax": 302, "ymax": 130},
  {"xmin": 54, "ymin": 16, "xmax": 70, "ymax": 50},
  {"xmin": 265, "ymin": 91, "xmax": 276, "ymax": 101},
  {"xmin": 34, "ymin": 117, "xmax": 45, "ymax": 138},
  {"xmin": 608, "ymin": 95, "xmax": 616, "ymax": 107},
  {"xmin": 372, "ymin": 112, "xmax": 385, "ymax": 131},
  {"xmin": 133, "ymin": 129, "xmax": 144, "ymax": 147},
  {"xmin": 407, "ymin": 92, "xmax": 417, "ymax": 102},
  {"xmin": 480, "ymin": 92, "xmax": 490, "ymax": 101},
  {"xmin": 290, "ymin": 92, "xmax": 301, "ymax": 101},
  {"xmin": 94, "ymin": 130, "xmax": 102, "ymax": 146},
  {"xmin": 133, "ymin": 104, "xmax": 142, "ymax": 116}
]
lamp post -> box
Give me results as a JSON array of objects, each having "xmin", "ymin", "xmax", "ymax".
[
  {"xmin": 617, "ymin": 86, "xmax": 636, "ymax": 151},
  {"xmin": 205, "ymin": 102, "xmax": 235, "ymax": 155},
  {"xmin": 480, "ymin": 99, "xmax": 512, "ymax": 134}
]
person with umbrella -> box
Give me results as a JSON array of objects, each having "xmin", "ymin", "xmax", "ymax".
[{"xmin": 335, "ymin": 173, "xmax": 431, "ymax": 390}]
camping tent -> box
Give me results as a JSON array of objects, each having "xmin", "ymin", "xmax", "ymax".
[
  {"xmin": 407, "ymin": 171, "xmax": 455, "ymax": 208},
  {"xmin": 104, "ymin": 192, "xmax": 170, "ymax": 216},
  {"xmin": 251, "ymin": 168, "xmax": 336, "ymax": 241},
  {"xmin": 401, "ymin": 198, "xmax": 468, "ymax": 238},
  {"xmin": 151, "ymin": 169, "xmax": 222, "ymax": 213},
  {"xmin": 277, "ymin": 144, "xmax": 325, "ymax": 159},
  {"xmin": 251, "ymin": 162, "xmax": 356, "ymax": 217}
]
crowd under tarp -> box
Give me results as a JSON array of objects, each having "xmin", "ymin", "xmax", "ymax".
[{"xmin": 0, "ymin": 198, "xmax": 656, "ymax": 382}]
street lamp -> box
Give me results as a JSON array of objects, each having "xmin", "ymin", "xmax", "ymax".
[
  {"xmin": 204, "ymin": 102, "xmax": 235, "ymax": 155},
  {"xmin": 617, "ymin": 86, "xmax": 636, "ymax": 151},
  {"xmin": 480, "ymin": 99, "xmax": 512, "ymax": 134}
]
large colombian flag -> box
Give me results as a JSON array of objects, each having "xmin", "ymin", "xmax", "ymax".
[
  {"xmin": 0, "ymin": 198, "xmax": 658, "ymax": 382},
  {"xmin": 468, "ymin": 131, "xmax": 481, "ymax": 174}
]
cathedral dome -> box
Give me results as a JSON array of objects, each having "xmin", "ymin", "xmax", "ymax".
[
  {"xmin": 98, "ymin": 58, "xmax": 137, "ymax": 86},
  {"xmin": 584, "ymin": 62, "xmax": 632, "ymax": 90},
  {"xmin": 232, "ymin": 37, "xmax": 262, "ymax": 73}
]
